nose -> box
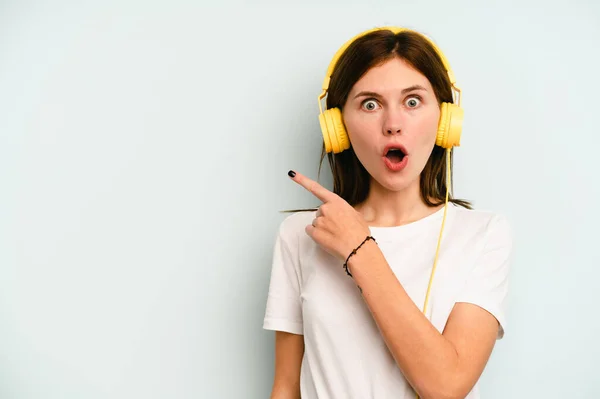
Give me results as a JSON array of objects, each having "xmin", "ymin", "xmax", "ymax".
[
  {"xmin": 383, "ymin": 112, "xmax": 402, "ymax": 135},
  {"xmin": 383, "ymin": 108, "xmax": 403, "ymax": 135}
]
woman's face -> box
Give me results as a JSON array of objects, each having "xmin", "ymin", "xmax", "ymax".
[{"xmin": 342, "ymin": 57, "xmax": 440, "ymax": 193}]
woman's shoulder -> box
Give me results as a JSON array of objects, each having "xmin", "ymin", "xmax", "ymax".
[
  {"xmin": 452, "ymin": 204, "xmax": 510, "ymax": 224},
  {"xmin": 276, "ymin": 210, "xmax": 318, "ymax": 241},
  {"xmin": 451, "ymin": 204, "xmax": 513, "ymax": 244}
]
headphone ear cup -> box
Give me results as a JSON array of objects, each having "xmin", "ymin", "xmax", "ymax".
[
  {"xmin": 319, "ymin": 107, "xmax": 350, "ymax": 153},
  {"xmin": 318, "ymin": 112, "xmax": 333, "ymax": 153},
  {"xmin": 436, "ymin": 102, "xmax": 463, "ymax": 149}
]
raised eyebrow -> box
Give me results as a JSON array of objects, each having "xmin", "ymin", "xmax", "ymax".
[
  {"xmin": 353, "ymin": 91, "xmax": 383, "ymax": 100},
  {"xmin": 352, "ymin": 85, "xmax": 428, "ymax": 100},
  {"xmin": 400, "ymin": 84, "xmax": 428, "ymax": 94}
]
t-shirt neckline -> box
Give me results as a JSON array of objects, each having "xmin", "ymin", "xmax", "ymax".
[{"xmin": 367, "ymin": 203, "xmax": 455, "ymax": 242}]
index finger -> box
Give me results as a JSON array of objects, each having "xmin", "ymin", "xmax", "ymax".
[{"xmin": 288, "ymin": 170, "xmax": 335, "ymax": 203}]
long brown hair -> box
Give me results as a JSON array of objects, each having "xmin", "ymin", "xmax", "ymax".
[{"xmin": 285, "ymin": 29, "xmax": 472, "ymax": 213}]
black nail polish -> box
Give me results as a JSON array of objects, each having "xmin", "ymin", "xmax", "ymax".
[{"xmin": 288, "ymin": 170, "xmax": 296, "ymax": 178}]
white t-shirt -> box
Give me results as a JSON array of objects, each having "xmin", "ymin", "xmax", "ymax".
[{"xmin": 263, "ymin": 203, "xmax": 513, "ymax": 399}]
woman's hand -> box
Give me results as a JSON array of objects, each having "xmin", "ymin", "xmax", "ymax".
[{"xmin": 287, "ymin": 170, "xmax": 372, "ymax": 262}]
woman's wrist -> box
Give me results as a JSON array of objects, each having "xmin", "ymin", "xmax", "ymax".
[{"xmin": 346, "ymin": 239, "xmax": 381, "ymax": 277}]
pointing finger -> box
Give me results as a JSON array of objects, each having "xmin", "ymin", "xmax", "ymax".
[{"xmin": 288, "ymin": 170, "xmax": 336, "ymax": 203}]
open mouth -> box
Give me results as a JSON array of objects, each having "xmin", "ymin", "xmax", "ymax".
[
  {"xmin": 383, "ymin": 145, "xmax": 408, "ymax": 171},
  {"xmin": 385, "ymin": 148, "xmax": 406, "ymax": 164}
]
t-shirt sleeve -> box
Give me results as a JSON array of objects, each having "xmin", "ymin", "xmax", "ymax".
[
  {"xmin": 456, "ymin": 214, "xmax": 513, "ymax": 339},
  {"xmin": 262, "ymin": 218, "xmax": 304, "ymax": 335}
]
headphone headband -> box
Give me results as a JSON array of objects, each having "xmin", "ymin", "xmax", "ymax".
[{"xmin": 321, "ymin": 26, "xmax": 457, "ymax": 94}]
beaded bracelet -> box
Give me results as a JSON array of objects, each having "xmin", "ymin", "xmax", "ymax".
[{"xmin": 343, "ymin": 235, "xmax": 377, "ymax": 277}]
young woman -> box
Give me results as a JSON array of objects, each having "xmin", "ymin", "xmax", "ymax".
[{"xmin": 263, "ymin": 26, "xmax": 513, "ymax": 399}]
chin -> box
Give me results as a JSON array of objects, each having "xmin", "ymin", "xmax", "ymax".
[{"xmin": 371, "ymin": 170, "xmax": 419, "ymax": 193}]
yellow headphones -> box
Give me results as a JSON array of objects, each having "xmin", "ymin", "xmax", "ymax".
[
  {"xmin": 318, "ymin": 28, "xmax": 464, "ymax": 399},
  {"xmin": 318, "ymin": 26, "xmax": 463, "ymax": 153}
]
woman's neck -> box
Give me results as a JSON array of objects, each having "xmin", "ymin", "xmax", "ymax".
[{"xmin": 355, "ymin": 178, "xmax": 443, "ymax": 228}]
